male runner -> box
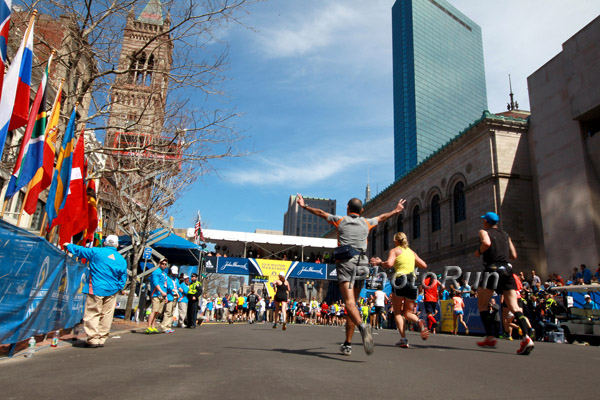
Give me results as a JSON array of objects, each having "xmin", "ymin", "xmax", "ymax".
[
  {"xmin": 247, "ymin": 289, "xmax": 259, "ymax": 324},
  {"xmin": 297, "ymin": 193, "xmax": 405, "ymax": 356},
  {"xmin": 475, "ymin": 212, "xmax": 534, "ymax": 355}
]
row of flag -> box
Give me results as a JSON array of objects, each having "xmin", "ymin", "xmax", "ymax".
[{"xmin": 1, "ymin": 8, "xmax": 98, "ymax": 246}]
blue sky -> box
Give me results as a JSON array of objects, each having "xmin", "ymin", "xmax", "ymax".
[{"xmin": 172, "ymin": 0, "xmax": 600, "ymax": 233}]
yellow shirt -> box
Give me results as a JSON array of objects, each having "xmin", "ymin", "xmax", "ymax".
[{"xmin": 393, "ymin": 247, "xmax": 416, "ymax": 276}]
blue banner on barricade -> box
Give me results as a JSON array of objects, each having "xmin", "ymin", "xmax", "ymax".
[{"xmin": 0, "ymin": 220, "xmax": 88, "ymax": 345}]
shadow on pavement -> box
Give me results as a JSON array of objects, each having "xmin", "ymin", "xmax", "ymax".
[{"xmin": 227, "ymin": 346, "xmax": 365, "ymax": 363}]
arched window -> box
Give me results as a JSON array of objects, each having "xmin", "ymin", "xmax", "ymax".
[
  {"xmin": 453, "ymin": 182, "xmax": 466, "ymax": 223},
  {"xmin": 397, "ymin": 213, "xmax": 403, "ymax": 233},
  {"xmin": 412, "ymin": 206, "xmax": 421, "ymax": 239},
  {"xmin": 431, "ymin": 195, "xmax": 441, "ymax": 232},
  {"xmin": 370, "ymin": 229, "xmax": 377, "ymax": 255},
  {"xmin": 383, "ymin": 222, "xmax": 390, "ymax": 251},
  {"xmin": 129, "ymin": 53, "xmax": 154, "ymax": 86}
]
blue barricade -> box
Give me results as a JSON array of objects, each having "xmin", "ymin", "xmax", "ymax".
[{"xmin": 0, "ymin": 220, "xmax": 88, "ymax": 345}]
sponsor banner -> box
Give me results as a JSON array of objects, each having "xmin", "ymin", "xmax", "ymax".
[
  {"xmin": 327, "ymin": 264, "xmax": 338, "ymax": 280},
  {"xmin": 250, "ymin": 259, "xmax": 293, "ymax": 299},
  {"xmin": 437, "ymin": 297, "xmax": 492, "ymax": 335},
  {"xmin": 204, "ymin": 256, "xmax": 338, "ymax": 281},
  {"xmin": 287, "ymin": 262, "xmax": 327, "ymax": 280},
  {"xmin": 0, "ymin": 220, "xmax": 88, "ymax": 345}
]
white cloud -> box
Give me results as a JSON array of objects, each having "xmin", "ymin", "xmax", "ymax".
[
  {"xmin": 223, "ymin": 135, "xmax": 393, "ymax": 186},
  {"xmin": 252, "ymin": 1, "xmax": 394, "ymax": 61}
]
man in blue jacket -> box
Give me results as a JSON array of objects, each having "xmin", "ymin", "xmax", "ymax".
[
  {"xmin": 64, "ymin": 235, "xmax": 127, "ymax": 348},
  {"xmin": 146, "ymin": 258, "xmax": 169, "ymax": 333}
]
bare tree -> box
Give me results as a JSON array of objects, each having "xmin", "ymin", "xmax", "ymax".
[{"xmin": 11, "ymin": 0, "xmax": 259, "ymax": 319}]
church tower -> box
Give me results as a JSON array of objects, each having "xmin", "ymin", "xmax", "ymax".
[
  {"xmin": 101, "ymin": 0, "xmax": 174, "ymax": 233},
  {"xmin": 105, "ymin": 0, "xmax": 174, "ymax": 168}
]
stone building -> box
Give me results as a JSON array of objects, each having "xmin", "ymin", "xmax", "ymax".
[
  {"xmin": 283, "ymin": 195, "xmax": 336, "ymax": 238},
  {"xmin": 359, "ymin": 110, "xmax": 539, "ymax": 276},
  {"xmin": 527, "ymin": 15, "xmax": 600, "ymax": 277}
]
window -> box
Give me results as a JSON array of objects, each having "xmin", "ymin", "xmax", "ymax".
[
  {"xmin": 31, "ymin": 200, "xmax": 45, "ymax": 231},
  {"xmin": 371, "ymin": 229, "xmax": 377, "ymax": 255},
  {"xmin": 397, "ymin": 214, "xmax": 403, "ymax": 233},
  {"xmin": 412, "ymin": 206, "xmax": 421, "ymax": 239},
  {"xmin": 383, "ymin": 222, "xmax": 390, "ymax": 251},
  {"xmin": 453, "ymin": 182, "xmax": 466, "ymax": 223},
  {"xmin": 129, "ymin": 53, "xmax": 154, "ymax": 86},
  {"xmin": 431, "ymin": 195, "xmax": 441, "ymax": 232}
]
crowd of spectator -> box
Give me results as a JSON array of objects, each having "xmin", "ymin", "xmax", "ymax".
[{"xmin": 141, "ymin": 262, "xmax": 599, "ymax": 342}]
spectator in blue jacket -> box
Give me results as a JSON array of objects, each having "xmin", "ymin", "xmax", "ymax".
[
  {"xmin": 146, "ymin": 259, "xmax": 169, "ymax": 334},
  {"xmin": 64, "ymin": 235, "xmax": 127, "ymax": 348},
  {"xmin": 160, "ymin": 266, "xmax": 179, "ymax": 333},
  {"xmin": 177, "ymin": 275, "xmax": 189, "ymax": 328}
]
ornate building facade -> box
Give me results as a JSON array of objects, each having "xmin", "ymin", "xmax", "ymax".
[{"xmin": 359, "ymin": 110, "xmax": 539, "ymax": 276}]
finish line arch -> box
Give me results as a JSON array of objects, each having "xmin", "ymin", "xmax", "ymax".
[{"xmin": 203, "ymin": 256, "xmax": 337, "ymax": 298}]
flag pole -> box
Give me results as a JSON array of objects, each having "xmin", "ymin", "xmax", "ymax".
[
  {"xmin": 0, "ymin": 11, "xmax": 38, "ymax": 220},
  {"xmin": 15, "ymin": 50, "xmax": 55, "ymax": 228}
]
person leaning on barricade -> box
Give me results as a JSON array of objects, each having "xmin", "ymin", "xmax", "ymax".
[
  {"xmin": 63, "ymin": 235, "xmax": 127, "ymax": 348},
  {"xmin": 296, "ymin": 193, "xmax": 406, "ymax": 356}
]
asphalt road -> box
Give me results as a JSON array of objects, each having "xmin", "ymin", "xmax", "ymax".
[{"xmin": 1, "ymin": 323, "xmax": 598, "ymax": 400}]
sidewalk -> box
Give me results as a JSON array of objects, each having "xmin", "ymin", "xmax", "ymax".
[{"xmin": 0, "ymin": 318, "xmax": 143, "ymax": 360}]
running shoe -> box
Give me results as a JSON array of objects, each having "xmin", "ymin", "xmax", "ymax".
[
  {"xmin": 508, "ymin": 336, "xmax": 514, "ymax": 341},
  {"xmin": 465, "ymin": 328, "xmax": 469, "ymax": 335},
  {"xmin": 145, "ymin": 328, "xmax": 153, "ymax": 334},
  {"xmin": 339, "ymin": 343, "xmax": 352, "ymax": 356},
  {"xmin": 282, "ymin": 322, "xmax": 287, "ymax": 331},
  {"xmin": 418, "ymin": 320, "xmax": 430, "ymax": 340},
  {"xmin": 517, "ymin": 336, "xmax": 534, "ymax": 355},
  {"xmin": 165, "ymin": 329, "xmax": 174, "ymax": 334},
  {"xmin": 476, "ymin": 337, "xmax": 497, "ymax": 348},
  {"xmin": 396, "ymin": 338, "xmax": 409, "ymax": 348},
  {"xmin": 273, "ymin": 323, "xmax": 278, "ymax": 329},
  {"xmin": 518, "ymin": 328, "xmax": 523, "ymax": 336},
  {"xmin": 359, "ymin": 324, "xmax": 374, "ymax": 355}
]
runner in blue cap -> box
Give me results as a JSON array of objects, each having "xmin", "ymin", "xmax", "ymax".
[{"xmin": 474, "ymin": 211, "xmax": 534, "ymax": 355}]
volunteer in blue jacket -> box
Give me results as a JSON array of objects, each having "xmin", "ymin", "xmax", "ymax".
[
  {"xmin": 177, "ymin": 275, "xmax": 189, "ymax": 328},
  {"xmin": 64, "ymin": 235, "xmax": 127, "ymax": 348},
  {"xmin": 146, "ymin": 258, "xmax": 169, "ymax": 333}
]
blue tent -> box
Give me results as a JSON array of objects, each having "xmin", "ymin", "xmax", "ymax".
[{"xmin": 118, "ymin": 230, "xmax": 202, "ymax": 266}]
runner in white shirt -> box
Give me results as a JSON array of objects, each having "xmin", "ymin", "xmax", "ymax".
[{"xmin": 374, "ymin": 289, "xmax": 388, "ymax": 330}]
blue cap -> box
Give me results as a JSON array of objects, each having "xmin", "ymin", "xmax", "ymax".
[{"xmin": 481, "ymin": 212, "xmax": 499, "ymax": 225}]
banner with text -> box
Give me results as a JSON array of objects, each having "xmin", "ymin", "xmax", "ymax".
[
  {"xmin": 203, "ymin": 256, "xmax": 336, "ymax": 297},
  {"xmin": 0, "ymin": 220, "xmax": 88, "ymax": 345}
]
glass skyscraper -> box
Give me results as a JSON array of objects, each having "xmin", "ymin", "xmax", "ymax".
[{"xmin": 392, "ymin": 0, "xmax": 487, "ymax": 179}]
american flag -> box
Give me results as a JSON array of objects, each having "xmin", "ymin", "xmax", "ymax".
[{"xmin": 194, "ymin": 211, "xmax": 204, "ymax": 244}]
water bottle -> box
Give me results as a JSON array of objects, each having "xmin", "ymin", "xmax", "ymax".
[
  {"xmin": 25, "ymin": 337, "xmax": 36, "ymax": 358},
  {"xmin": 51, "ymin": 330, "xmax": 59, "ymax": 347}
]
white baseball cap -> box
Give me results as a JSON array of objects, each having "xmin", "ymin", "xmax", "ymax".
[
  {"xmin": 105, "ymin": 235, "xmax": 119, "ymax": 247},
  {"xmin": 170, "ymin": 266, "xmax": 178, "ymax": 275}
]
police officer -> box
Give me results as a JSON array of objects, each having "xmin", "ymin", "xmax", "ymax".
[{"xmin": 187, "ymin": 273, "xmax": 202, "ymax": 328}]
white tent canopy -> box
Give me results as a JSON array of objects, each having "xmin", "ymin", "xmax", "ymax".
[{"xmin": 188, "ymin": 228, "xmax": 338, "ymax": 260}]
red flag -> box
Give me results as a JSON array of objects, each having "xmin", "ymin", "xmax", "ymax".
[
  {"xmin": 83, "ymin": 178, "xmax": 98, "ymax": 244},
  {"xmin": 57, "ymin": 132, "xmax": 87, "ymax": 246}
]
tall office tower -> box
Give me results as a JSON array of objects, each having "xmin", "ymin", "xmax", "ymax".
[
  {"xmin": 283, "ymin": 195, "xmax": 336, "ymax": 237},
  {"xmin": 392, "ymin": 0, "xmax": 487, "ymax": 179}
]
